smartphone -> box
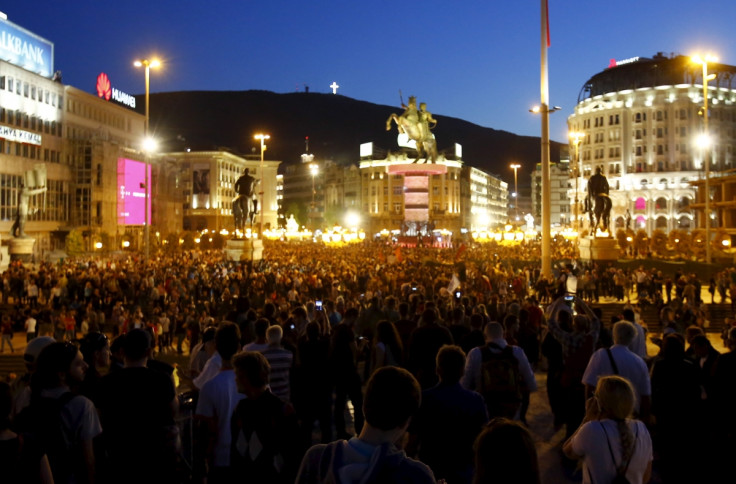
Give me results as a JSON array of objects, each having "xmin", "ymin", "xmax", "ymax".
[
  {"xmin": 315, "ymin": 300, "xmax": 323, "ymax": 310},
  {"xmin": 564, "ymin": 294, "xmax": 574, "ymax": 302}
]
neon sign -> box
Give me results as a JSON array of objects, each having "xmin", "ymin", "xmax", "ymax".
[
  {"xmin": 96, "ymin": 72, "xmax": 136, "ymax": 108},
  {"xmin": 608, "ymin": 57, "xmax": 640, "ymax": 68}
]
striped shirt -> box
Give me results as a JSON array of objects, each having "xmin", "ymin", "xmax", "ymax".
[{"xmin": 260, "ymin": 346, "xmax": 293, "ymax": 402}]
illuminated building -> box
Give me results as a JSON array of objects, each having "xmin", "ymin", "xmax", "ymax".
[
  {"xmin": 356, "ymin": 143, "xmax": 508, "ymax": 237},
  {"xmin": 567, "ymin": 53, "xmax": 736, "ymax": 233},
  {"xmin": 158, "ymin": 150, "xmax": 280, "ymax": 233}
]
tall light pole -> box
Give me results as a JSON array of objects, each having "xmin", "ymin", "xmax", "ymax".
[
  {"xmin": 569, "ymin": 131, "xmax": 584, "ymax": 231},
  {"xmin": 510, "ymin": 163, "xmax": 521, "ymax": 221},
  {"xmin": 134, "ymin": 58, "xmax": 160, "ymax": 261},
  {"xmin": 254, "ymin": 133, "xmax": 270, "ymax": 236},
  {"xmin": 538, "ymin": 0, "xmax": 553, "ymax": 277},
  {"xmin": 310, "ymin": 163, "xmax": 319, "ymax": 229},
  {"xmin": 692, "ymin": 54, "xmax": 717, "ymax": 264}
]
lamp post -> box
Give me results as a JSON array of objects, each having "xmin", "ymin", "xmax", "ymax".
[
  {"xmin": 254, "ymin": 134, "xmax": 270, "ymax": 236},
  {"xmin": 510, "ymin": 163, "xmax": 521, "ymax": 222},
  {"xmin": 692, "ymin": 54, "xmax": 717, "ymax": 264},
  {"xmin": 569, "ymin": 131, "xmax": 584, "ymax": 231},
  {"xmin": 134, "ymin": 58, "xmax": 160, "ymax": 261},
  {"xmin": 310, "ymin": 163, "xmax": 319, "ymax": 229},
  {"xmin": 531, "ymin": 104, "xmax": 561, "ymax": 277}
]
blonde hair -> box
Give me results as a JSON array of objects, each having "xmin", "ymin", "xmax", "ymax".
[{"xmin": 595, "ymin": 375, "xmax": 636, "ymax": 470}]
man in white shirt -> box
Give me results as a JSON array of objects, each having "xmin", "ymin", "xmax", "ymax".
[
  {"xmin": 24, "ymin": 312, "xmax": 37, "ymax": 342},
  {"xmin": 582, "ymin": 320, "xmax": 651, "ymax": 423},
  {"xmin": 195, "ymin": 322, "xmax": 245, "ymax": 482}
]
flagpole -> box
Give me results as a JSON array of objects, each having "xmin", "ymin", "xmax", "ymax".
[{"xmin": 540, "ymin": 0, "xmax": 552, "ymax": 278}]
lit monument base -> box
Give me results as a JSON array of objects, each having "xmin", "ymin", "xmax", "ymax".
[
  {"xmin": 225, "ymin": 238, "xmax": 263, "ymax": 262},
  {"xmin": 8, "ymin": 237, "xmax": 36, "ymax": 263},
  {"xmin": 579, "ymin": 236, "xmax": 620, "ymax": 262}
]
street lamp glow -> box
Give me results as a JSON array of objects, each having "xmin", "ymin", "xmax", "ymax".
[{"xmin": 142, "ymin": 136, "xmax": 158, "ymax": 152}]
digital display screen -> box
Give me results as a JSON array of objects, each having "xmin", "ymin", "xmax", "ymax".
[{"xmin": 117, "ymin": 158, "xmax": 150, "ymax": 225}]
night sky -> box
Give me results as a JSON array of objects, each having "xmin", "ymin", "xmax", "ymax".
[{"xmin": 7, "ymin": 1, "xmax": 735, "ymax": 144}]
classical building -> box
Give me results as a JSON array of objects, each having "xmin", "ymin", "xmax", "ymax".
[
  {"xmin": 567, "ymin": 53, "xmax": 736, "ymax": 234},
  {"xmin": 355, "ymin": 144, "xmax": 508, "ymax": 237}
]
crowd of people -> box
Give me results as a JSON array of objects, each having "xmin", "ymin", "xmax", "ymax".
[{"xmin": 0, "ymin": 239, "xmax": 734, "ymax": 483}]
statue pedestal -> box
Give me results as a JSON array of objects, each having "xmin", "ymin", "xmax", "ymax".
[
  {"xmin": 579, "ymin": 236, "xmax": 620, "ymax": 262},
  {"xmin": 225, "ymin": 238, "xmax": 263, "ymax": 262},
  {"xmin": 8, "ymin": 237, "xmax": 36, "ymax": 263}
]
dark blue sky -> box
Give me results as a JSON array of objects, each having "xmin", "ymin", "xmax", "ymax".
[{"xmin": 7, "ymin": 1, "xmax": 734, "ymax": 144}]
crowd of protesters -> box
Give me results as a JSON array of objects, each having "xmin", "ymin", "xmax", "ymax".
[{"xmin": 0, "ymin": 238, "xmax": 735, "ymax": 483}]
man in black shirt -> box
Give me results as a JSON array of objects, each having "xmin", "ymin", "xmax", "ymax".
[{"xmin": 98, "ymin": 329, "xmax": 178, "ymax": 484}]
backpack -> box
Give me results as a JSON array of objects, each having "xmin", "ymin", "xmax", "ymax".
[
  {"xmin": 479, "ymin": 343, "xmax": 523, "ymax": 418},
  {"xmin": 13, "ymin": 392, "xmax": 77, "ymax": 483}
]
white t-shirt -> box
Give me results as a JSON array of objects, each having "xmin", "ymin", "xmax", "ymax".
[
  {"xmin": 195, "ymin": 369, "xmax": 245, "ymax": 467},
  {"xmin": 25, "ymin": 317, "xmax": 37, "ymax": 333},
  {"xmin": 582, "ymin": 345, "xmax": 651, "ymax": 407},
  {"xmin": 571, "ymin": 419, "xmax": 652, "ymax": 484},
  {"xmin": 193, "ymin": 352, "xmax": 222, "ymax": 389}
]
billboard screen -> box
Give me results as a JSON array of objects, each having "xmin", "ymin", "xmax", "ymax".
[
  {"xmin": 117, "ymin": 158, "xmax": 150, "ymax": 225},
  {"xmin": 0, "ymin": 17, "xmax": 54, "ymax": 78}
]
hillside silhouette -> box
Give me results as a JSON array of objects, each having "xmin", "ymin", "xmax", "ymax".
[{"xmin": 143, "ymin": 90, "xmax": 562, "ymax": 181}]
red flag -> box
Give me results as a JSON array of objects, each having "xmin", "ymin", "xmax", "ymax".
[{"xmin": 454, "ymin": 243, "xmax": 467, "ymax": 262}]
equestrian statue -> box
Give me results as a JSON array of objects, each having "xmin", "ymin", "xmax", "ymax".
[
  {"xmin": 587, "ymin": 166, "xmax": 612, "ymax": 235},
  {"xmin": 232, "ymin": 168, "xmax": 259, "ymax": 233},
  {"xmin": 386, "ymin": 95, "xmax": 438, "ymax": 163}
]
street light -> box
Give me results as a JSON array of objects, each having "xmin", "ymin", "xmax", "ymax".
[
  {"xmin": 309, "ymin": 163, "xmax": 319, "ymax": 229},
  {"xmin": 510, "ymin": 163, "xmax": 521, "ymax": 221},
  {"xmin": 692, "ymin": 53, "xmax": 717, "ymax": 264},
  {"xmin": 569, "ymin": 131, "xmax": 584, "ymax": 231},
  {"xmin": 134, "ymin": 57, "xmax": 161, "ymax": 261},
  {"xmin": 254, "ymin": 133, "xmax": 270, "ymax": 236}
]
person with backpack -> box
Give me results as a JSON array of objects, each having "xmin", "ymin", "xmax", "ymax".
[
  {"xmin": 563, "ymin": 375, "xmax": 652, "ymax": 484},
  {"xmin": 461, "ymin": 322, "xmax": 537, "ymax": 420},
  {"xmin": 14, "ymin": 341, "xmax": 102, "ymax": 484}
]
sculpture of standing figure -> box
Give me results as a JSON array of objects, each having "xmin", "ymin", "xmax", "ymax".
[
  {"xmin": 12, "ymin": 184, "xmax": 47, "ymax": 238},
  {"xmin": 232, "ymin": 168, "xmax": 259, "ymax": 232},
  {"xmin": 587, "ymin": 167, "xmax": 612, "ymax": 235}
]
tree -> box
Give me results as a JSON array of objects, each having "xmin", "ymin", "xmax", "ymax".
[
  {"xmin": 668, "ymin": 229, "xmax": 691, "ymax": 259},
  {"xmin": 65, "ymin": 228, "xmax": 85, "ymax": 256},
  {"xmin": 650, "ymin": 229, "xmax": 668, "ymax": 257}
]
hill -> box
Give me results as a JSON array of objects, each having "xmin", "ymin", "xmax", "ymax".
[{"xmin": 142, "ymin": 90, "xmax": 562, "ymax": 181}]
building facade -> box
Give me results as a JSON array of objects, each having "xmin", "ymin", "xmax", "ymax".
[
  {"xmin": 531, "ymin": 160, "xmax": 570, "ymax": 230},
  {"xmin": 567, "ymin": 53, "xmax": 736, "ymax": 234}
]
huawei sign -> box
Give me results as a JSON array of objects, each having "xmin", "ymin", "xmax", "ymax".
[
  {"xmin": 96, "ymin": 72, "xmax": 112, "ymax": 100},
  {"xmin": 95, "ymin": 72, "xmax": 136, "ymax": 108}
]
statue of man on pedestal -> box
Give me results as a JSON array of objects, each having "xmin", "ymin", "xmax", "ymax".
[
  {"xmin": 587, "ymin": 167, "xmax": 612, "ymax": 235},
  {"xmin": 11, "ymin": 166, "xmax": 47, "ymax": 239},
  {"xmin": 232, "ymin": 168, "xmax": 259, "ymax": 231}
]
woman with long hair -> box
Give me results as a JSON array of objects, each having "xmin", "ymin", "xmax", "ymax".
[{"xmin": 563, "ymin": 375, "xmax": 652, "ymax": 484}]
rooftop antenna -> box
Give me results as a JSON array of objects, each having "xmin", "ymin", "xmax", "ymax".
[{"xmin": 305, "ymin": 136, "xmax": 309, "ymax": 152}]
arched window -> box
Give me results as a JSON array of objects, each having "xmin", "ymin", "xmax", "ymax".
[
  {"xmin": 676, "ymin": 197, "xmax": 691, "ymax": 212},
  {"xmin": 636, "ymin": 215, "xmax": 646, "ymax": 229},
  {"xmin": 615, "ymin": 216, "xmax": 625, "ymax": 229},
  {"xmin": 655, "ymin": 198, "xmax": 668, "ymax": 211},
  {"xmin": 634, "ymin": 197, "xmax": 647, "ymax": 212},
  {"xmin": 655, "ymin": 216, "xmax": 668, "ymax": 229},
  {"xmin": 678, "ymin": 216, "xmax": 691, "ymax": 229}
]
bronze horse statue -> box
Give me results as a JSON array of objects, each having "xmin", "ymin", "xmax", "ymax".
[
  {"xmin": 587, "ymin": 167, "xmax": 612, "ymax": 235},
  {"xmin": 386, "ymin": 96, "xmax": 437, "ymax": 163},
  {"xmin": 233, "ymin": 169, "xmax": 259, "ymax": 233}
]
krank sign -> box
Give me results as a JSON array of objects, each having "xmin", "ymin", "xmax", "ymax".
[
  {"xmin": 0, "ymin": 125, "xmax": 42, "ymax": 145},
  {"xmin": 96, "ymin": 72, "xmax": 136, "ymax": 109}
]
